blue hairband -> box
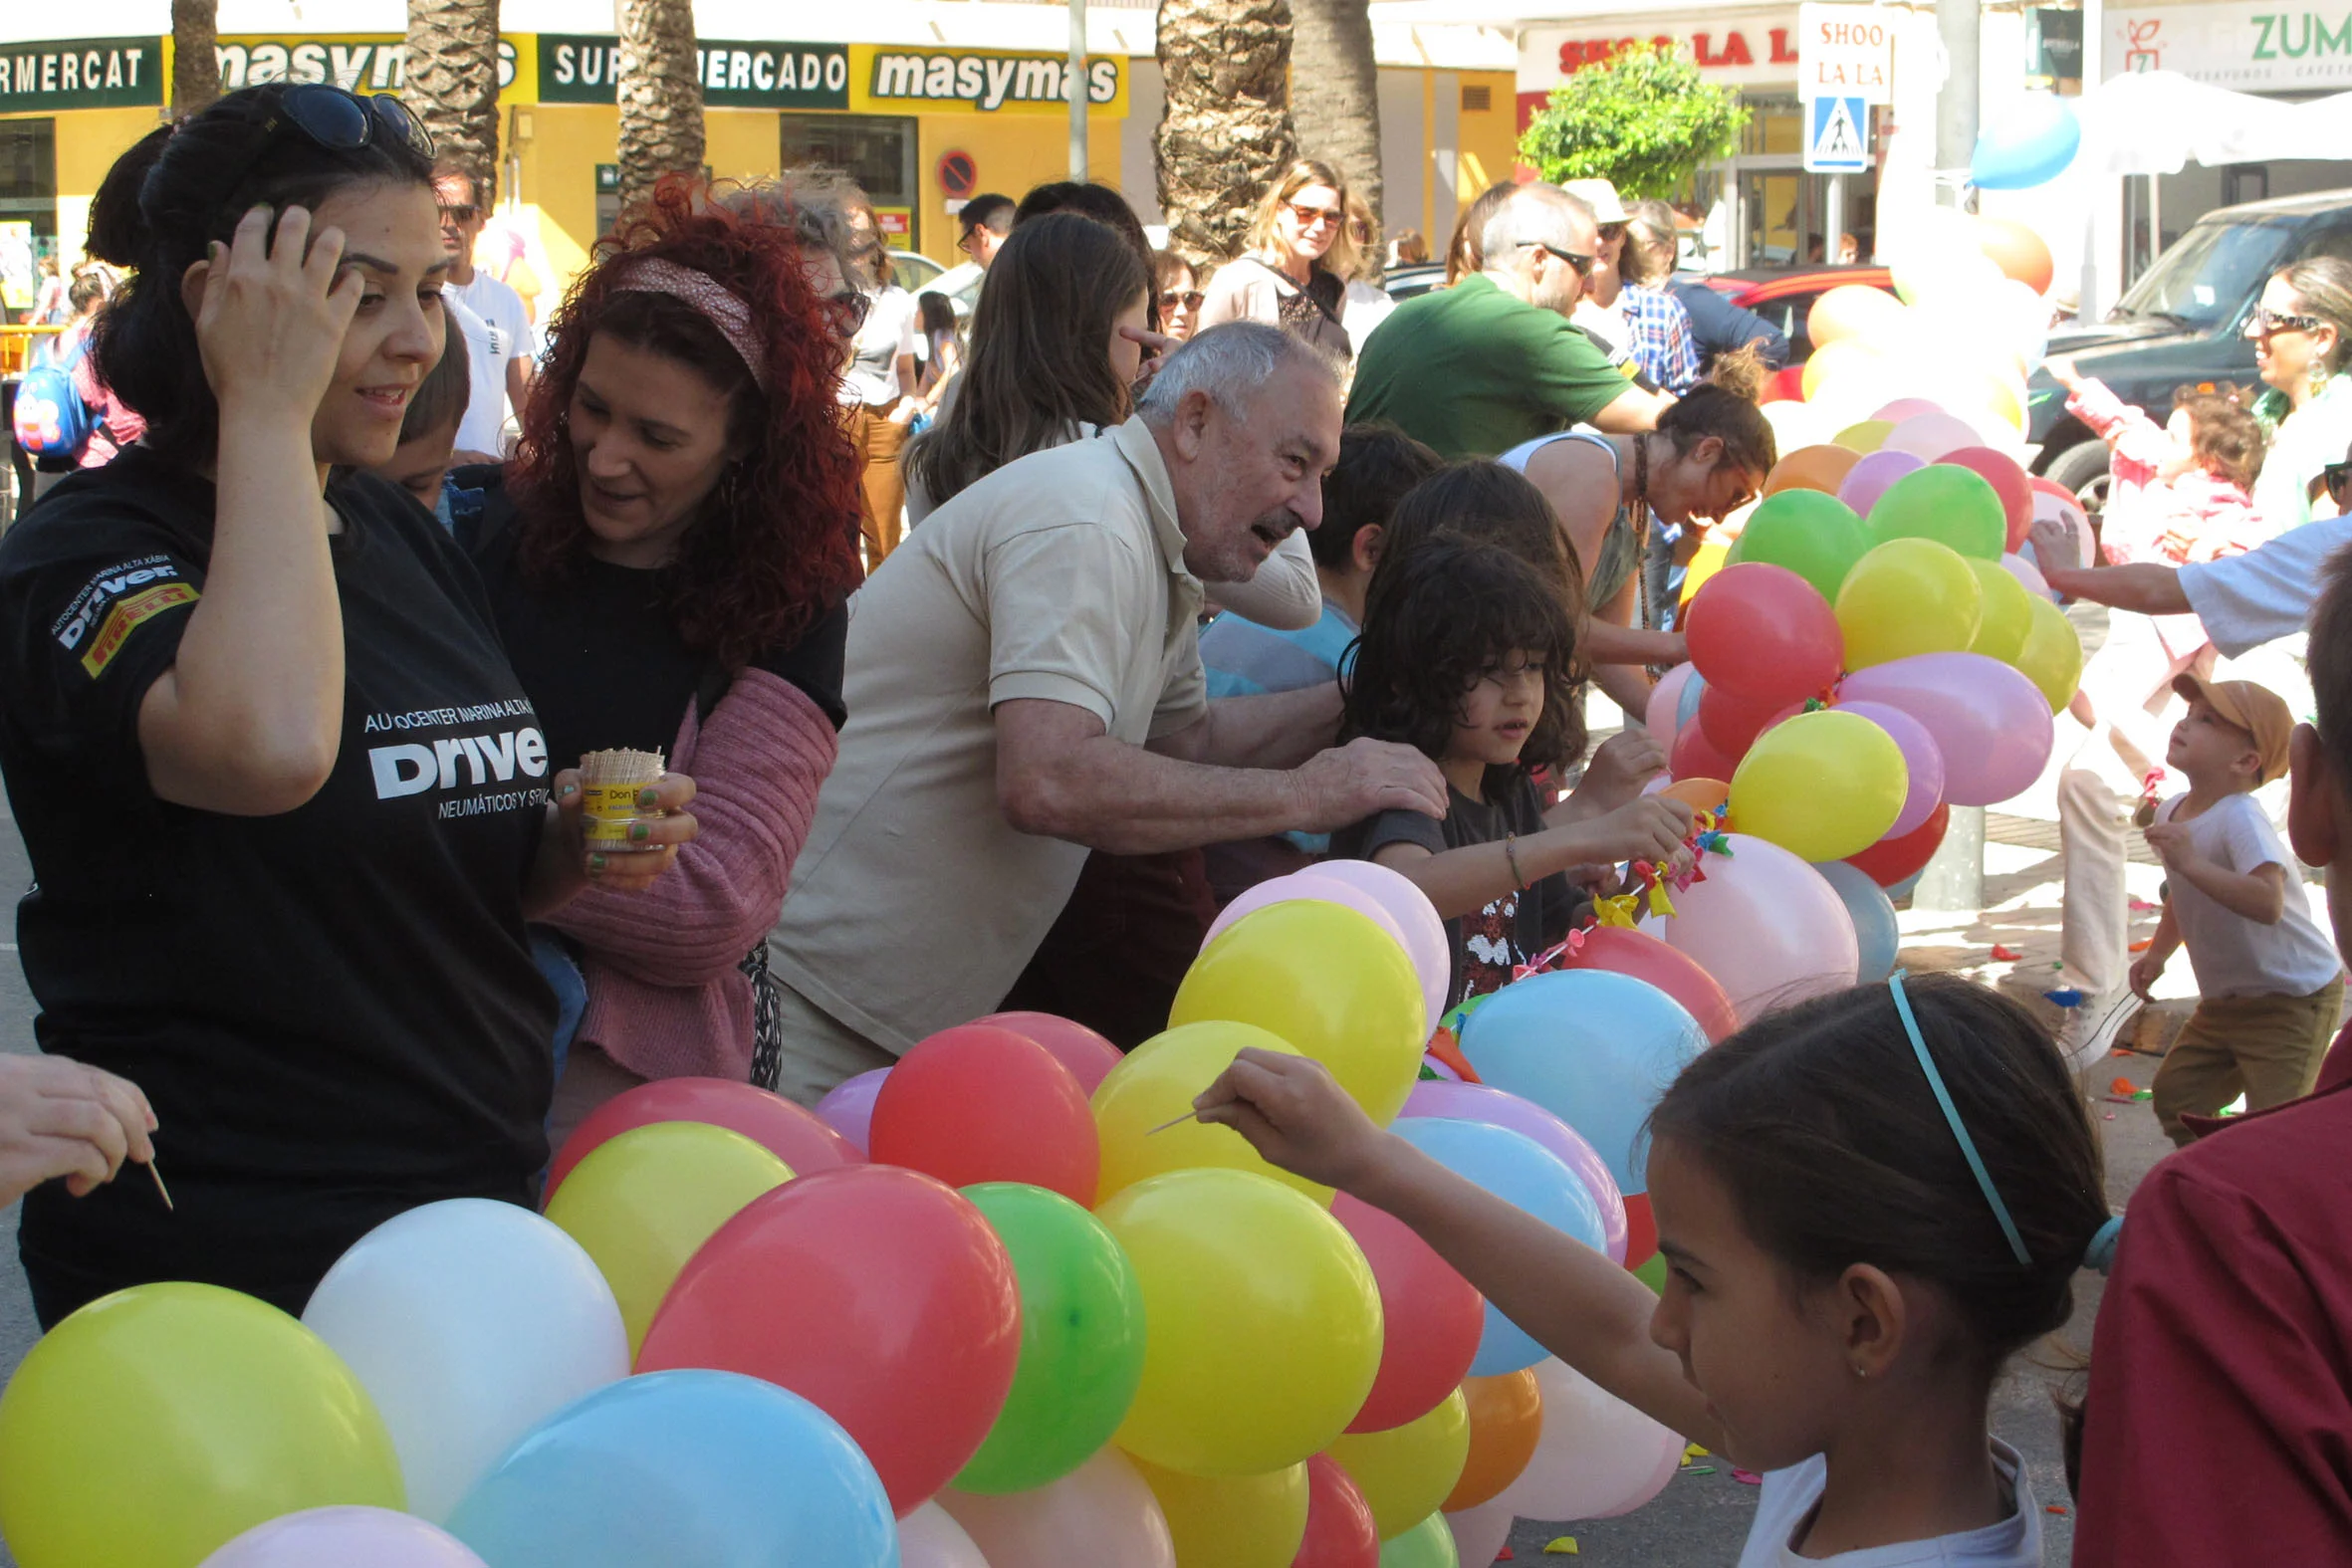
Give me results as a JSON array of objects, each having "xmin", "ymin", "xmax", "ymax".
[{"xmin": 1889, "ymin": 971, "xmax": 2034, "ymax": 1268}]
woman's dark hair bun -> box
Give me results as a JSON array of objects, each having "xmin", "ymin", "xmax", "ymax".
[{"xmin": 86, "ymin": 122, "xmax": 173, "ymax": 266}]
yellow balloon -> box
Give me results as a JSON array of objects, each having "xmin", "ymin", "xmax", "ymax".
[
  {"xmin": 1327, "ymin": 1390, "xmax": 1473, "ymax": 1540},
  {"xmin": 1129, "ymin": 1456, "xmax": 1309, "ymax": 1568},
  {"xmin": 1800, "ymin": 336, "xmax": 1884, "ymax": 401},
  {"xmin": 1966, "ymin": 558, "xmax": 2033, "ymax": 662},
  {"xmin": 1094, "ymin": 1020, "xmax": 1325, "ymax": 1206},
  {"xmin": 0, "ymin": 1282, "xmax": 402, "ymax": 1566},
  {"xmin": 1832, "ymin": 419, "xmax": 1894, "ymax": 454},
  {"xmin": 544, "ymin": 1121, "xmax": 793, "ymax": 1355},
  {"xmin": 1171, "ymin": 902, "xmax": 1424, "ymax": 1125},
  {"xmin": 1100, "ymin": 1168, "xmax": 1382, "ymax": 1476},
  {"xmin": 1835, "ymin": 537, "xmax": 1984, "ymax": 669},
  {"xmin": 1728, "ymin": 710, "xmax": 1909, "ymax": 863},
  {"xmin": 2013, "ymin": 592, "xmax": 2085, "ymax": 712},
  {"xmin": 1679, "ymin": 537, "xmax": 1732, "ymax": 609}
]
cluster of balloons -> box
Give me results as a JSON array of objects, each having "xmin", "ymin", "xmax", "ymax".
[{"xmin": 0, "ymin": 861, "xmax": 1728, "ymax": 1568}]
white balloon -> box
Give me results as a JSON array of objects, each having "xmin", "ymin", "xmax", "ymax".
[
  {"xmin": 1660, "ymin": 834, "xmax": 1860, "ymax": 1024},
  {"xmin": 1445, "ymin": 1497, "xmax": 1517, "ymax": 1566},
  {"xmin": 303, "ymin": 1198, "xmax": 630, "ymax": 1522},
  {"xmin": 900, "ymin": 1502, "xmax": 992, "ymax": 1568},
  {"xmin": 939, "ymin": 1451, "xmax": 1176, "ymax": 1568},
  {"xmin": 1492, "ymin": 1360, "xmax": 1684, "ymax": 1523},
  {"xmin": 2001, "ymin": 551, "xmax": 2058, "ymax": 601}
]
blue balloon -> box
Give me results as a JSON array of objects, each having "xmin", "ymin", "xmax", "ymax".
[
  {"xmin": 1971, "ymin": 94, "xmax": 2080, "ymax": 190},
  {"xmin": 447, "ymin": 1371, "xmax": 899, "ymax": 1568},
  {"xmin": 1456, "ymin": 971, "xmax": 1708, "ymax": 1199},
  {"xmin": 1813, "ymin": 860, "xmax": 1901, "ymax": 985},
  {"xmin": 1887, "ymin": 868, "xmax": 1927, "ymax": 903},
  {"xmin": 1678, "ymin": 671, "xmax": 1707, "ymax": 732},
  {"xmin": 1393, "ymin": 1117, "xmax": 1607, "ymax": 1375}
]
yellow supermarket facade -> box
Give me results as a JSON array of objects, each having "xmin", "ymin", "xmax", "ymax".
[{"xmin": 0, "ymin": 26, "xmax": 1514, "ymax": 307}]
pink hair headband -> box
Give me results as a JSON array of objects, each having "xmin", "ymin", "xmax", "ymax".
[{"xmin": 608, "ymin": 256, "xmax": 771, "ymax": 392}]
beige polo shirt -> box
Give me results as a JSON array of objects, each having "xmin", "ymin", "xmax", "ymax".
[{"xmin": 767, "ymin": 417, "xmax": 1210, "ymax": 1053}]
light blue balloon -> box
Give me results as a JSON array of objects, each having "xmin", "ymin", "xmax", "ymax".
[
  {"xmin": 447, "ymin": 1371, "xmax": 899, "ymax": 1568},
  {"xmin": 1393, "ymin": 1117, "xmax": 1607, "ymax": 1375},
  {"xmin": 1887, "ymin": 868, "xmax": 1927, "ymax": 903},
  {"xmin": 1456, "ymin": 971, "xmax": 1708, "ymax": 1199},
  {"xmin": 1677, "ymin": 671, "xmax": 1707, "ymax": 732},
  {"xmin": 1971, "ymin": 94, "xmax": 2081, "ymax": 189},
  {"xmin": 1814, "ymin": 860, "xmax": 1901, "ymax": 985}
]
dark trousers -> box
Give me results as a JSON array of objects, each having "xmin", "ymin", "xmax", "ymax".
[{"xmin": 999, "ymin": 849, "xmax": 1217, "ymax": 1050}]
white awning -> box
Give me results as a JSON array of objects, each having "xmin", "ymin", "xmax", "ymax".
[{"xmin": 2078, "ymin": 69, "xmax": 2352, "ymax": 175}]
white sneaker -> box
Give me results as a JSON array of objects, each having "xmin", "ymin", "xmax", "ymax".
[{"xmin": 2057, "ymin": 992, "xmax": 2140, "ymax": 1075}]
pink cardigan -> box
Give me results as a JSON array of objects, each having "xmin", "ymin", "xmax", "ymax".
[{"xmin": 545, "ymin": 668, "xmax": 835, "ymax": 1081}]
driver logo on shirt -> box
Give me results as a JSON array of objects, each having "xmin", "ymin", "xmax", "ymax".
[{"xmin": 51, "ymin": 556, "xmax": 195, "ymax": 677}]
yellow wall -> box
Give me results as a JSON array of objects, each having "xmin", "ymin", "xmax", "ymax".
[
  {"xmin": 1457, "ymin": 69, "xmax": 1517, "ymax": 197},
  {"xmin": 906, "ymin": 110, "xmax": 1124, "ymax": 262}
]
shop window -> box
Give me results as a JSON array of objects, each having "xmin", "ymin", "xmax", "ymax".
[
  {"xmin": 1461, "ymin": 84, "xmax": 1492, "ymax": 112},
  {"xmin": 1741, "ymin": 96, "xmax": 1802, "ymax": 157},
  {"xmin": 781, "ymin": 114, "xmax": 917, "ymax": 209},
  {"xmin": 0, "ymin": 118, "xmax": 59, "ymax": 319}
]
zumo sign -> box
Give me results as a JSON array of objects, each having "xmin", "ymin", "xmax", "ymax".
[
  {"xmin": 2108, "ymin": 0, "xmax": 2352, "ymax": 88},
  {"xmin": 0, "ymin": 38, "xmax": 160, "ymax": 112},
  {"xmin": 867, "ymin": 52, "xmax": 1120, "ymax": 111},
  {"xmin": 541, "ymin": 36, "xmax": 848, "ymax": 109}
]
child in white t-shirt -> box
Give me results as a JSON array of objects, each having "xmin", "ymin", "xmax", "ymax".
[{"xmin": 2133, "ymin": 675, "xmax": 2346, "ymax": 1145}]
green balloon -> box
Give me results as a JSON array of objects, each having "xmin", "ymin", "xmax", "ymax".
[
  {"xmin": 1633, "ymin": 1249, "xmax": 1671, "ymax": 1294},
  {"xmin": 1865, "ymin": 464, "xmax": 2006, "ymax": 560},
  {"xmin": 1724, "ymin": 490, "xmax": 1868, "ymax": 604},
  {"xmin": 955, "ymin": 1182, "xmax": 1148, "ymax": 1493},
  {"xmin": 1379, "ymin": 1511, "xmax": 1463, "ymax": 1568}
]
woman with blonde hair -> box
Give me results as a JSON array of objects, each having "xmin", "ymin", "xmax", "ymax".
[{"xmin": 1196, "ymin": 158, "xmax": 1358, "ymax": 359}]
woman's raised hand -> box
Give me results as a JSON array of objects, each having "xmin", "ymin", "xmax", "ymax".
[{"xmin": 188, "ymin": 204, "xmax": 363, "ymax": 418}]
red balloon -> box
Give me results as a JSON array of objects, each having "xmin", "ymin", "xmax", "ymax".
[
  {"xmin": 1682, "ymin": 563, "xmax": 1842, "ymax": 705},
  {"xmin": 1669, "ymin": 716, "xmax": 1745, "ymax": 784},
  {"xmin": 1845, "ymin": 801, "xmax": 1952, "ymax": 888},
  {"xmin": 1555, "ymin": 927, "xmax": 1739, "ymax": 1045},
  {"xmin": 1696, "ymin": 684, "xmax": 1798, "ymax": 759},
  {"xmin": 868, "ymin": 1024, "xmax": 1099, "ymax": 1205},
  {"xmin": 1623, "ymin": 1192, "xmax": 1658, "ymax": 1270},
  {"xmin": 1294, "ymin": 1455, "xmax": 1381, "ymax": 1568},
  {"xmin": 545, "ymin": 1076, "xmax": 862, "ymax": 1200},
  {"xmin": 973, "ymin": 1010, "xmax": 1125, "ymax": 1095},
  {"xmin": 1938, "ymin": 448, "xmax": 2034, "ymax": 553},
  {"xmin": 638, "ymin": 1164, "xmax": 1022, "ymax": 1514},
  {"xmin": 1764, "ymin": 364, "xmax": 1807, "ymax": 404},
  {"xmin": 1333, "ymin": 1193, "xmax": 1484, "ymax": 1434}
]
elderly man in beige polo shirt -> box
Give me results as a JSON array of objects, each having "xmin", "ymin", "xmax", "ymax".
[{"xmin": 765, "ymin": 323, "xmax": 1448, "ymax": 1103}]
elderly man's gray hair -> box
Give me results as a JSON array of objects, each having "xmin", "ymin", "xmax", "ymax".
[
  {"xmin": 1480, "ymin": 185, "xmax": 1595, "ymax": 273},
  {"xmin": 723, "ymin": 168, "xmax": 867, "ymax": 277},
  {"xmin": 1136, "ymin": 322, "xmax": 1342, "ymax": 424}
]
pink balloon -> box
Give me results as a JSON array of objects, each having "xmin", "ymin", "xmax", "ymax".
[
  {"xmin": 1421, "ymin": 1050, "xmax": 1463, "ymax": 1082},
  {"xmin": 1400, "ymin": 1080, "xmax": 1627, "ymax": 1262},
  {"xmin": 1293, "ymin": 860, "xmax": 1450, "ymax": 1034},
  {"xmin": 1837, "ymin": 449, "xmax": 1925, "ymax": 519},
  {"xmin": 1872, "ymin": 397, "xmax": 1945, "ymax": 424},
  {"xmin": 1659, "ymin": 834, "xmax": 1859, "ymax": 1024},
  {"xmin": 899, "ymin": 1502, "xmax": 991, "ymax": 1568},
  {"xmin": 1836, "ymin": 652, "xmax": 2055, "ymax": 806},
  {"xmin": 1644, "ymin": 662, "xmax": 1698, "ymax": 741},
  {"xmin": 1830, "ymin": 700, "xmax": 1946, "ymax": 838},
  {"xmin": 2029, "ymin": 489, "xmax": 2096, "ymax": 571},
  {"xmin": 939, "ymin": 1450, "xmax": 1176, "ymax": 1568},
  {"xmin": 813, "ymin": 1066, "xmax": 889, "ymax": 1155},
  {"xmin": 1446, "ymin": 1498, "xmax": 1517, "ymax": 1567},
  {"xmin": 2001, "ymin": 551, "xmax": 2055, "ymax": 601},
  {"xmin": 1880, "ymin": 412, "xmax": 1981, "ymax": 462},
  {"xmin": 199, "ymin": 1508, "xmax": 487, "ymax": 1568},
  {"xmin": 1493, "ymin": 1360, "xmax": 1684, "ymax": 1522}
]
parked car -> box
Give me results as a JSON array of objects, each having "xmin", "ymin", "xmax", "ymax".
[
  {"xmin": 887, "ymin": 250, "xmax": 983, "ymax": 322},
  {"xmin": 2028, "ymin": 188, "xmax": 2352, "ymax": 506},
  {"xmin": 1383, "ymin": 263, "xmax": 1448, "ymax": 303},
  {"xmin": 1699, "ymin": 264, "xmax": 1897, "ymax": 363}
]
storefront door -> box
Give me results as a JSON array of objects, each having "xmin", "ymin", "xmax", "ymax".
[
  {"xmin": 0, "ymin": 117, "xmax": 58, "ymax": 319},
  {"xmin": 782, "ymin": 113, "xmax": 919, "ymax": 250}
]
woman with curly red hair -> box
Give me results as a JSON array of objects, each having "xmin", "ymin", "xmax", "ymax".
[{"xmin": 450, "ymin": 177, "xmax": 863, "ymax": 1137}]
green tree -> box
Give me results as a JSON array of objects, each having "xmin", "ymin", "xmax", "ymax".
[{"xmin": 1518, "ymin": 42, "xmax": 1748, "ymax": 199}]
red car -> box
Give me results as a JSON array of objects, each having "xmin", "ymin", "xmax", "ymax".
[{"xmin": 1703, "ymin": 264, "xmax": 1897, "ymax": 363}]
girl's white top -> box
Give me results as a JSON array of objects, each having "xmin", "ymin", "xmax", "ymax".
[{"xmin": 1736, "ymin": 1438, "xmax": 2040, "ymax": 1567}]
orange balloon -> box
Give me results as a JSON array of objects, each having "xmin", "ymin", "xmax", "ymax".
[
  {"xmin": 1975, "ymin": 217, "xmax": 2053, "ymax": 295},
  {"xmin": 1444, "ymin": 1371, "xmax": 1543, "ymax": 1512},
  {"xmin": 1660, "ymin": 777, "xmax": 1731, "ymax": 814},
  {"xmin": 1762, "ymin": 444, "xmax": 1861, "ymax": 499},
  {"xmin": 1804, "ymin": 285, "xmax": 1906, "ymax": 349}
]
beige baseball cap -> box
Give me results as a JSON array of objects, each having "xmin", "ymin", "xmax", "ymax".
[
  {"xmin": 2172, "ymin": 674, "xmax": 2293, "ymax": 784},
  {"xmin": 1561, "ymin": 179, "xmax": 1629, "ymax": 225}
]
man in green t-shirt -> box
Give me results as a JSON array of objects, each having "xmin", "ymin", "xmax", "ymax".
[{"xmin": 1348, "ymin": 184, "xmax": 1674, "ymax": 458}]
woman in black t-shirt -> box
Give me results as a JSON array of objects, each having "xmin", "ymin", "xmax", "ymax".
[
  {"xmin": 0, "ymin": 86, "xmax": 697, "ymax": 1325},
  {"xmin": 452, "ymin": 180, "xmax": 864, "ymax": 1136}
]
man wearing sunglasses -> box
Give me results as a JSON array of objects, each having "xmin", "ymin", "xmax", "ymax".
[
  {"xmin": 433, "ymin": 166, "xmax": 534, "ymax": 459},
  {"xmin": 1348, "ymin": 183, "xmax": 1674, "ymax": 460}
]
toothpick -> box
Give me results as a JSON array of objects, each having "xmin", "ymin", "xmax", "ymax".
[
  {"xmin": 1145, "ymin": 1109, "xmax": 1204, "ymax": 1136},
  {"xmin": 146, "ymin": 1158, "xmax": 172, "ymax": 1212}
]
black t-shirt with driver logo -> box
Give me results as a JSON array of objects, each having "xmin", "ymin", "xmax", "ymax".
[{"xmin": 0, "ymin": 448, "xmax": 556, "ymax": 1321}]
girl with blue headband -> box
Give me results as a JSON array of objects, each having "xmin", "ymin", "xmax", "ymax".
[{"xmin": 1195, "ymin": 972, "xmax": 2116, "ymax": 1566}]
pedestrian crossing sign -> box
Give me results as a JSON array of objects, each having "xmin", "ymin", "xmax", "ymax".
[{"xmin": 1805, "ymin": 95, "xmax": 1869, "ymax": 172}]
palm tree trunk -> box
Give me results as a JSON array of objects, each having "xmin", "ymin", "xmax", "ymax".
[
  {"xmin": 1289, "ymin": 0, "xmax": 1382, "ymax": 238},
  {"xmin": 1155, "ymin": 0, "xmax": 1295, "ymax": 263},
  {"xmin": 615, "ymin": 0, "xmax": 704, "ymax": 217},
  {"xmin": 404, "ymin": 0, "xmax": 502, "ymax": 203},
  {"xmin": 170, "ymin": 0, "xmax": 220, "ymax": 116}
]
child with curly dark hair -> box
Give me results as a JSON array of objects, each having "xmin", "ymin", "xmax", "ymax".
[{"xmin": 1333, "ymin": 533, "xmax": 1694, "ymax": 1006}]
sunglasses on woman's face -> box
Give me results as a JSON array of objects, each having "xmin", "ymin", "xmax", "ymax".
[
  {"xmin": 824, "ymin": 290, "xmax": 871, "ymax": 336},
  {"xmin": 2324, "ymin": 459, "xmax": 2352, "ymax": 501},
  {"xmin": 2254, "ymin": 305, "xmax": 2323, "ymax": 336},
  {"xmin": 1159, "ymin": 289, "xmax": 1204, "ymax": 312},
  {"xmin": 1288, "ymin": 200, "xmax": 1343, "ymax": 231}
]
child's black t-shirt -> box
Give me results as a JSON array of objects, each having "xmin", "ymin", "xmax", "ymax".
[
  {"xmin": 0, "ymin": 449, "xmax": 557, "ymax": 1316},
  {"xmin": 1332, "ymin": 771, "xmax": 1581, "ymax": 1008}
]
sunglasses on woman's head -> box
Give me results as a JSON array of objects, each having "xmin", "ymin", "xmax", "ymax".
[
  {"xmin": 1159, "ymin": 289, "xmax": 1204, "ymax": 312},
  {"xmin": 209, "ymin": 87, "xmax": 433, "ymax": 221}
]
